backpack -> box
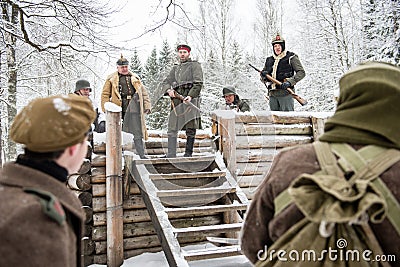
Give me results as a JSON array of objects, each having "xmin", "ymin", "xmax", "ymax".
[{"xmin": 256, "ymin": 141, "xmax": 400, "ymax": 267}]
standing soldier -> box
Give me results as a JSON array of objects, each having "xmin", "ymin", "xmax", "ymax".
[
  {"xmin": 101, "ymin": 55, "xmax": 151, "ymax": 159},
  {"xmin": 260, "ymin": 33, "xmax": 306, "ymax": 111},
  {"xmin": 0, "ymin": 94, "xmax": 96, "ymax": 267},
  {"xmin": 74, "ymin": 79, "xmax": 106, "ymax": 133},
  {"xmin": 162, "ymin": 44, "xmax": 203, "ymax": 158}
]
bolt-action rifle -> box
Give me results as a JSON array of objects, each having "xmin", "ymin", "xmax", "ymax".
[
  {"xmin": 249, "ymin": 63, "xmax": 307, "ymax": 106},
  {"xmin": 167, "ymin": 84, "xmax": 201, "ymax": 113}
]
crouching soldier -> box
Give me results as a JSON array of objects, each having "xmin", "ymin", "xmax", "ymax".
[
  {"xmin": 221, "ymin": 85, "xmax": 251, "ymax": 112},
  {"xmin": 0, "ymin": 94, "xmax": 96, "ymax": 266},
  {"xmin": 74, "ymin": 79, "xmax": 106, "ymax": 133}
]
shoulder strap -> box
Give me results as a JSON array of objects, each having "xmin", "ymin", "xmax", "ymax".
[
  {"xmin": 329, "ymin": 144, "xmax": 400, "ymax": 235},
  {"xmin": 313, "ymin": 141, "xmax": 343, "ymax": 177},
  {"xmin": 274, "ymin": 141, "xmax": 342, "ymax": 216},
  {"xmin": 24, "ymin": 188, "xmax": 66, "ymax": 226}
]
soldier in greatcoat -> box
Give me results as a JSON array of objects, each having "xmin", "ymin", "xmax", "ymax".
[
  {"xmin": 162, "ymin": 44, "xmax": 203, "ymax": 157},
  {"xmin": 101, "ymin": 55, "xmax": 151, "ymax": 159},
  {"xmin": 0, "ymin": 94, "xmax": 96, "ymax": 267}
]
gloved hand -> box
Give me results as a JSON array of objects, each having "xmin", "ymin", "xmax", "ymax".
[
  {"xmin": 281, "ymin": 81, "xmax": 291, "ymax": 90},
  {"xmin": 96, "ymin": 121, "xmax": 106, "ymax": 133},
  {"xmin": 260, "ymin": 71, "xmax": 269, "ymax": 82}
]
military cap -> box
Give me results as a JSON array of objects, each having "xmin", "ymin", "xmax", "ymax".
[
  {"xmin": 271, "ymin": 33, "xmax": 285, "ymax": 45},
  {"xmin": 116, "ymin": 54, "xmax": 129, "ymax": 66},
  {"xmin": 75, "ymin": 79, "xmax": 92, "ymax": 93},
  {"xmin": 10, "ymin": 94, "xmax": 96, "ymax": 153},
  {"xmin": 271, "ymin": 33, "xmax": 285, "ymax": 51},
  {"xmin": 177, "ymin": 44, "xmax": 191, "ymax": 52},
  {"xmin": 222, "ymin": 85, "xmax": 237, "ymax": 96}
]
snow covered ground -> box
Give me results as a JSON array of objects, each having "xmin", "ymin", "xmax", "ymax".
[{"xmin": 89, "ymin": 244, "xmax": 252, "ymax": 267}]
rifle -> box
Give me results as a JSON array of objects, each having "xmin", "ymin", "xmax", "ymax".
[
  {"xmin": 168, "ymin": 89, "xmax": 201, "ymax": 113},
  {"xmin": 248, "ymin": 63, "xmax": 307, "ymax": 106}
]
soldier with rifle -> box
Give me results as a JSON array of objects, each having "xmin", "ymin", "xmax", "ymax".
[
  {"xmin": 162, "ymin": 44, "xmax": 203, "ymax": 158},
  {"xmin": 259, "ymin": 33, "xmax": 306, "ymax": 111}
]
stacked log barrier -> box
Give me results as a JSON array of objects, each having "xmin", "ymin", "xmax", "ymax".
[
  {"xmin": 91, "ymin": 129, "xmax": 216, "ymax": 265},
  {"xmin": 212, "ymin": 110, "xmax": 332, "ymax": 200},
  {"xmin": 67, "ymin": 134, "xmax": 95, "ymax": 266}
]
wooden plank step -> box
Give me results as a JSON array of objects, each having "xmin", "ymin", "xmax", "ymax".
[
  {"xmin": 206, "ymin": 236, "xmax": 239, "ymax": 245},
  {"xmin": 173, "ymin": 223, "xmax": 242, "ymax": 237},
  {"xmin": 134, "ymin": 155, "xmax": 215, "ymax": 165},
  {"xmin": 165, "ymin": 203, "xmax": 248, "ymax": 216},
  {"xmin": 183, "ymin": 245, "xmax": 241, "ymax": 261},
  {"xmin": 149, "ymin": 171, "xmax": 226, "ymax": 180},
  {"xmin": 157, "ymin": 187, "xmax": 236, "ymax": 197}
]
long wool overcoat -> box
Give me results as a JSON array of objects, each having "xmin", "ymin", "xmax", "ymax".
[
  {"xmin": 0, "ymin": 163, "xmax": 84, "ymax": 267},
  {"xmin": 101, "ymin": 71, "xmax": 151, "ymax": 140},
  {"xmin": 162, "ymin": 59, "xmax": 203, "ymax": 130}
]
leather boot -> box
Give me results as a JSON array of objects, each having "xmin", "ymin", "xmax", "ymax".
[
  {"xmin": 134, "ymin": 139, "xmax": 148, "ymax": 159},
  {"xmin": 162, "ymin": 136, "xmax": 177, "ymax": 158},
  {"xmin": 183, "ymin": 136, "xmax": 195, "ymax": 157}
]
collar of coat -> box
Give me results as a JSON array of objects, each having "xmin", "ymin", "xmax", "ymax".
[
  {"xmin": 271, "ymin": 51, "xmax": 287, "ymax": 88},
  {"xmin": 108, "ymin": 70, "xmax": 140, "ymax": 83},
  {"xmin": 0, "ymin": 163, "xmax": 84, "ymax": 220},
  {"xmin": 107, "ymin": 71, "xmax": 142, "ymax": 100}
]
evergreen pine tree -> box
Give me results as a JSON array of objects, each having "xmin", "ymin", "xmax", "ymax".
[
  {"xmin": 362, "ymin": 0, "xmax": 399, "ymax": 64},
  {"xmin": 158, "ymin": 40, "xmax": 175, "ymax": 76},
  {"xmin": 143, "ymin": 46, "xmax": 173, "ymax": 130},
  {"xmin": 130, "ymin": 49, "xmax": 144, "ymax": 78}
]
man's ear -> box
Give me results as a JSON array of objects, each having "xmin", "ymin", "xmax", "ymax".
[{"xmin": 67, "ymin": 144, "xmax": 79, "ymax": 156}]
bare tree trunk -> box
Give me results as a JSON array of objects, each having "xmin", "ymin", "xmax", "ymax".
[
  {"xmin": 0, "ymin": 114, "xmax": 2, "ymax": 168},
  {"xmin": 255, "ymin": 0, "xmax": 278, "ymax": 57},
  {"xmin": 4, "ymin": 3, "xmax": 18, "ymax": 160}
]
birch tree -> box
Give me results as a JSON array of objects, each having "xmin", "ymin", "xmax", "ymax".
[
  {"xmin": 0, "ymin": 0, "xmax": 116, "ymax": 160},
  {"xmin": 253, "ymin": 0, "xmax": 279, "ymax": 59},
  {"xmin": 296, "ymin": 0, "xmax": 362, "ymax": 112}
]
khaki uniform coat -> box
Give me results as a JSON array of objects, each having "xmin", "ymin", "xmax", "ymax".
[
  {"xmin": 241, "ymin": 143, "xmax": 400, "ymax": 264},
  {"xmin": 101, "ymin": 71, "xmax": 151, "ymax": 140},
  {"xmin": 0, "ymin": 163, "xmax": 84, "ymax": 267}
]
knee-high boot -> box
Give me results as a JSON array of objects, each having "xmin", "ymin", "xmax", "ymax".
[{"xmin": 184, "ymin": 136, "xmax": 195, "ymax": 157}]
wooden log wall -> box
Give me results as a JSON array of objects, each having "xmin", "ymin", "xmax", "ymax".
[
  {"xmin": 90, "ymin": 130, "xmax": 216, "ymax": 265},
  {"xmin": 212, "ymin": 110, "xmax": 332, "ymax": 200},
  {"xmin": 67, "ymin": 133, "xmax": 95, "ymax": 266},
  {"xmin": 69, "ymin": 112, "xmax": 331, "ymax": 265}
]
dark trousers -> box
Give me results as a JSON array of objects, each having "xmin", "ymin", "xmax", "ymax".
[{"xmin": 269, "ymin": 95, "xmax": 294, "ymax": 111}]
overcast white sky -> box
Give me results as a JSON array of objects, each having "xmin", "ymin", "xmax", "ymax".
[{"xmin": 103, "ymin": 1, "xmax": 256, "ymax": 63}]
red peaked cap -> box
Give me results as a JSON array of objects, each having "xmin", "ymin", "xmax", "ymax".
[{"xmin": 177, "ymin": 44, "xmax": 191, "ymax": 52}]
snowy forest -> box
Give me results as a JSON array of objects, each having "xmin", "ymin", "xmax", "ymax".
[{"xmin": 0, "ymin": 0, "xmax": 399, "ymax": 163}]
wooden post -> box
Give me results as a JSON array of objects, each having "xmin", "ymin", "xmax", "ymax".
[
  {"xmin": 311, "ymin": 116, "xmax": 327, "ymax": 141},
  {"xmin": 105, "ymin": 104, "xmax": 123, "ymax": 267},
  {"xmin": 217, "ymin": 110, "xmax": 237, "ymax": 179}
]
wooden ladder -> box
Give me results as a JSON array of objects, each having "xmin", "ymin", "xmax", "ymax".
[{"xmin": 126, "ymin": 152, "xmax": 249, "ymax": 267}]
